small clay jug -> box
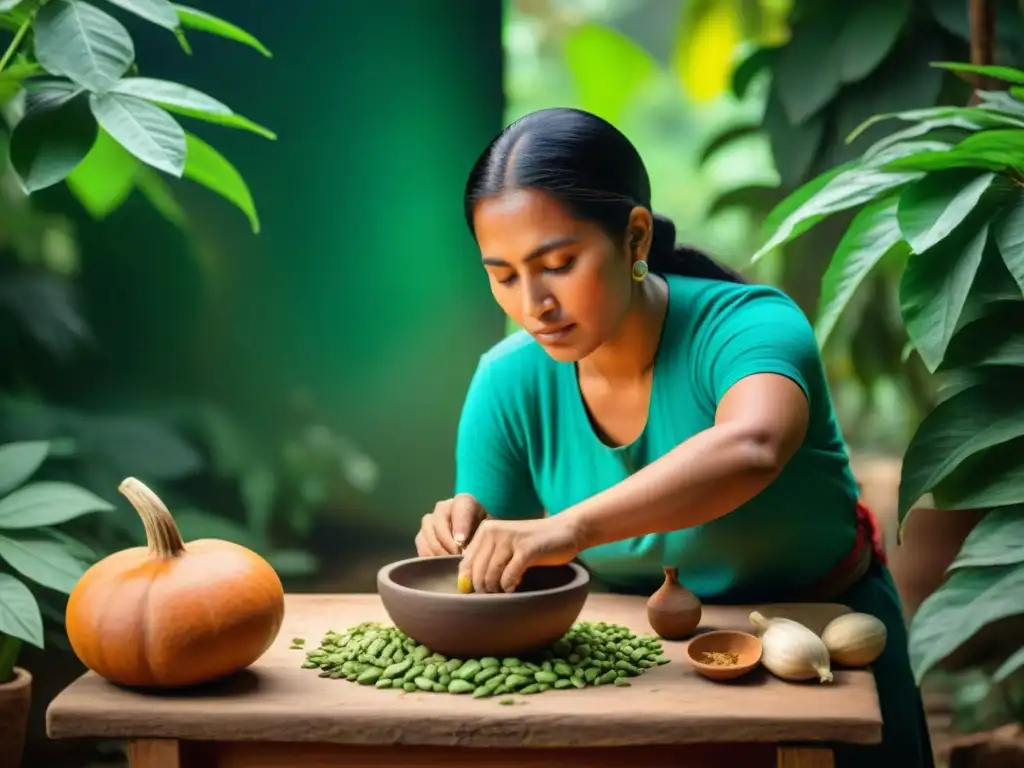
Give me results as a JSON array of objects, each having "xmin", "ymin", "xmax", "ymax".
[
  {"xmin": 0, "ymin": 667, "xmax": 31, "ymax": 768},
  {"xmin": 647, "ymin": 566, "xmax": 702, "ymax": 639}
]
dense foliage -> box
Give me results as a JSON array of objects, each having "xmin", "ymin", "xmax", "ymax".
[{"xmin": 755, "ymin": 61, "xmax": 1024, "ymax": 730}]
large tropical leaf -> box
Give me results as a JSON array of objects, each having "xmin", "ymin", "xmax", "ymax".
[
  {"xmin": 182, "ymin": 132, "xmax": 259, "ymax": 233},
  {"xmin": 993, "ymin": 190, "xmax": 1024, "ymax": 293},
  {"xmin": 834, "ymin": 0, "xmax": 912, "ymax": 84},
  {"xmin": 896, "ymin": 170, "xmax": 996, "ymax": 254},
  {"xmin": 0, "ymin": 535, "xmax": 89, "ymax": 594},
  {"xmin": 899, "ymin": 218, "xmax": 989, "ymax": 371},
  {"xmin": 8, "ymin": 87, "xmax": 97, "ymax": 192},
  {"xmin": 909, "ymin": 562, "xmax": 1024, "ymax": 683},
  {"xmin": 110, "ymin": 78, "xmax": 275, "ymax": 140},
  {"xmin": 33, "ymin": 0, "xmax": 134, "ymax": 93},
  {"xmin": 752, "ymin": 166, "xmax": 921, "ymax": 263},
  {"xmin": 0, "ymin": 441, "xmax": 48, "ymax": 496},
  {"xmin": 0, "ymin": 573, "xmax": 43, "ymax": 647},
  {"xmin": 173, "ymin": 4, "xmax": 271, "ymax": 57},
  {"xmin": 90, "ymin": 91, "xmax": 186, "ymax": 176},
  {"xmin": 0, "ymin": 481, "xmax": 114, "ymax": 529},
  {"xmin": 66, "ymin": 128, "xmax": 138, "ymax": 219},
  {"xmin": 815, "ymin": 196, "xmax": 904, "ymax": 345},
  {"xmin": 946, "ymin": 507, "xmax": 1024, "ymax": 572},
  {"xmin": 899, "ymin": 380, "xmax": 1024, "ymax": 519}
]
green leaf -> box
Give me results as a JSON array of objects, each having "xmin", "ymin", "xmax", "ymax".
[
  {"xmin": 947, "ymin": 507, "xmax": 1024, "ymax": 572},
  {"xmin": 994, "ymin": 191, "xmax": 1024, "ymax": 294},
  {"xmin": 942, "ymin": 304, "xmax": 1024, "ymax": 369},
  {"xmin": 897, "ymin": 170, "xmax": 996, "ymax": 254},
  {"xmin": 884, "ymin": 130, "xmax": 1024, "ymax": 173},
  {"xmin": 0, "ymin": 573, "xmax": 42, "ymax": 648},
  {"xmin": 173, "ymin": 4, "xmax": 271, "ymax": 57},
  {"xmin": 849, "ymin": 106, "xmax": 1024, "ymax": 146},
  {"xmin": 135, "ymin": 166, "xmax": 187, "ymax": 228},
  {"xmin": 978, "ymin": 89, "xmax": 1024, "ymax": 119},
  {"xmin": 0, "ymin": 441, "xmax": 48, "ymax": 496},
  {"xmin": 899, "ymin": 218, "xmax": 989, "ymax": 372},
  {"xmin": 815, "ymin": 197, "xmax": 904, "ymax": 346},
  {"xmin": 707, "ymin": 184, "xmax": 782, "ymax": 218},
  {"xmin": 698, "ymin": 123, "xmax": 762, "ymax": 167},
  {"xmin": 731, "ymin": 47, "xmax": 774, "ymax": 100},
  {"xmin": 899, "ymin": 381, "xmax": 1024, "ymax": 519},
  {"xmin": 932, "ymin": 61, "xmax": 1024, "ymax": 85},
  {"xmin": 0, "ymin": 535, "xmax": 88, "ymax": 594},
  {"xmin": 763, "ymin": 88, "xmax": 825, "ymax": 187},
  {"xmin": 994, "ymin": 645, "xmax": 1024, "ymax": 683},
  {"xmin": 102, "ymin": 0, "xmax": 178, "ymax": 30},
  {"xmin": 90, "ymin": 91, "xmax": 185, "ymax": 176},
  {"xmin": 752, "ymin": 166, "xmax": 922, "ymax": 263},
  {"xmin": 834, "ymin": 0, "xmax": 911, "ymax": 83},
  {"xmin": 933, "ymin": 435, "xmax": 1024, "ymax": 510},
  {"xmin": 0, "ymin": 481, "xmax": 114, "ymax": 529},
  {"xmin": 9, "ymin": 86, "xmax": 97, "ymax": 193},
  {"xmin": 66, "ymin": 128, "xmax": 138, "ymax": 219},
  {"xmin": 110, "ymin": 78, "xmax": 275, "ymax": 140},
  {"xmin": 0, "ymin": 62, "xmax": 45, "ymax": 106},
  {"xmin": 33, "ymin": 0, "xmax": 135, "ymax": 93},
  {"xmin": 773, "ymin": 12, "xmax": 845, "ymax": 125},
  {"xmin": 182, "ymin": 132, "xmax": 259, "ymax": 233},
  {"xmin": 563, "ymin": 23, "xmax": 656, "ymax": 126},
  {"xmin": 909, "ymin": 563, "xmax": 1024, "ymax": 683}
]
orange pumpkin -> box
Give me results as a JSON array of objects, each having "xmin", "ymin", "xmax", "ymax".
[{"xmin": 66, "ymin": 477, "xmax": 285, "ymax": 688}]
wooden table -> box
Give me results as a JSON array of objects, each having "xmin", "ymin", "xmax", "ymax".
[{"xmin": 46, "ymin": 594, "xmax": 882, "ymax": 767}]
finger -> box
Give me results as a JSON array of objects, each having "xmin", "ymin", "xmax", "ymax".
[
  {"xmin": 484, "ymin": 544, "xmax": 513, "ymax": 594},
  {"xmin": 470, "ymin": 534, "xmax": 497, "ymax": 594},
  {"xmin": 428, "ymin": 506, "xmax": 462, "ymax": 555},
  {"xmin": 451, "ymin": 494, "xmax": 486, "ymax": 546},
  {"xmin": 420, "ymin": 518, "xmax": 450, "ymax": 556},
  {"xmin": 501, "ymin": 549, "xmax": 530, "ymax": 593},
  {"xmin": 414, "ymin": 532, "xmax": 430, "ymax": 557}
]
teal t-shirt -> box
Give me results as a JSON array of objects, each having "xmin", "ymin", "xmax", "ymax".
[{"xmin": 454, "ymin": 275, "xmax": 860, "ymax": 602}]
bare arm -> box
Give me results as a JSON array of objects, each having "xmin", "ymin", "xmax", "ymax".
[{"xmin": 560, "ymin": 373, "xmax": 809, "ymax": 550}]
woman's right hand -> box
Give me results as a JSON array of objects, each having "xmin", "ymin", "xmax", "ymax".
[{"xmin": 415, "ymin": 493, "xmax": 488, "ymax": 556}]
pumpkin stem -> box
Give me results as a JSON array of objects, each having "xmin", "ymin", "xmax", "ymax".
[{"xmin": 118, "ymin": 477, "xmax": 186, "ymax": 557}]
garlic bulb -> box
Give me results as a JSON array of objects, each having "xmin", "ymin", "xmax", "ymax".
[
  {"xmin": 821, "ymin": 612, "xmax": 887, "ymax": 667},
  {"xmin": 749, "ymin": 611, "xmax": 833, "ymax": 683}
]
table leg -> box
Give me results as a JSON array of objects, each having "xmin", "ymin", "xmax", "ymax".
[
  {"xmin": 128, "ymin": 739, "xmax": 181, "ymax": 768},
  {"xmin": 776, "ymin": 746, "xmax": 835, "ymax": 768}
]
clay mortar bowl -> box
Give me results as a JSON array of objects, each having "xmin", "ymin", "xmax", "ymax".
[
  {"xmin": 377, "ymin": 555, "xmax": 590, "ymax": 659},
  {"xmin": 686, "ymin": 629, "xmax": 762, "ymax": 681}
]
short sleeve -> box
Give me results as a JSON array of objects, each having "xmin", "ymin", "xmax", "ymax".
[
  {"xmin": 453, "ymin": 358, "xmax": 543, "ymax": 520},
  {"xmin": 698, "ymin": 288, "xmax": 818, "ymax": 407}
]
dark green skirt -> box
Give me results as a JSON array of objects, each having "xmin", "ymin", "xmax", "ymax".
[{"xmin": 833, "ymin": 559, "xmax": 934, "ymax": 768}]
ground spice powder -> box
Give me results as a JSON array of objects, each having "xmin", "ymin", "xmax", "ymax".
[{"xmin": 699, "ymin": 650, "xmax": 739, "ymax": 666}]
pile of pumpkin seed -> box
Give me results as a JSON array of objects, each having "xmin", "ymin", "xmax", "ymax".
[{"xmin": 296, "ymin": 619, "xmax": 670, "ymax": 698}]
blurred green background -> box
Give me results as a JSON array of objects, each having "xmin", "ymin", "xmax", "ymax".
[{"xmin": 1, "ymin": 0, "xmax": 1021, "ymax": 765}]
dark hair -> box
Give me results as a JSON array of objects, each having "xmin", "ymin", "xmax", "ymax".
[{"xmin": 464, "ymin": 107, "xmax": 746, "ymax": 284}]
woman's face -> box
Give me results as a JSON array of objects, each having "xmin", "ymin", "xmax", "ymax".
[{"xmin": 472, "ymin": 188, "xmax": 644, "ymax": 363}]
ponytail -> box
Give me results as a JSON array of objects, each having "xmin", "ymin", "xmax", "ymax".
[{"xmin": 647, "ymin": 214, "xmax": 748, "ymax": 284}]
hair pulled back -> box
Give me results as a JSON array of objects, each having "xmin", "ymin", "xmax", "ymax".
[{"xmin": 463, "ymin": 107, "xmax": 745, "ymax": 284}]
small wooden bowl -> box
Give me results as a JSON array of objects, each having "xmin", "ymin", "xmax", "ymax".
[{"xmin": 686, "ymin": 630, "xmax": 762, "ymax": 681}]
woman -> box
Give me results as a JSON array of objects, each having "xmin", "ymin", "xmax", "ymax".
[{"xmin": 415, "ymin": 107, "xmax": 933, "ymax": 767}]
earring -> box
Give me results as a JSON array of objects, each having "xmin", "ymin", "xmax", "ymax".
[{"xmin": 632, "ymin": 259, "xmax": 649, "ymax": 282}]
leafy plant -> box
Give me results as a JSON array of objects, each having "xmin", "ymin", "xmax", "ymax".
[
  {"xmin": 0, "ymin": 439, "xmax": 111, "ymax": 683},
  {"xmin": 0, "ymin": 0, "xmax": 273, "ymax": 232},
  {"xmin": 752, "ymin": 61, "xmax": 1024, "ymax": 732}
]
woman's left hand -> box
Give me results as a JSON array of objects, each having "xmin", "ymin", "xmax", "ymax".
[{"xmin": 458, "ymin": 516, "xmax": 584, "ymax": 593}]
